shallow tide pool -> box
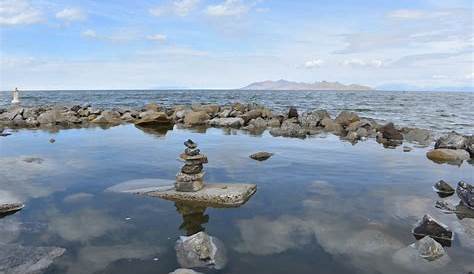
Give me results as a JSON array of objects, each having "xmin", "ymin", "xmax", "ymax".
[{"xmin": 1, "ymin": 125, "xmax": 473, "ymax": 274}]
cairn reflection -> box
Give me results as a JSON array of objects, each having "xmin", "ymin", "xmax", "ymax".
[{"xmin": 175, "ymin": 202, "xmax": 209, "ymax": 236}]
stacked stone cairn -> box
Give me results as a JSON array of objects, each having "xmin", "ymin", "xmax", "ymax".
[{"xmin": 175, "ymin": 139, "xmax": 208, "ymax": 192}]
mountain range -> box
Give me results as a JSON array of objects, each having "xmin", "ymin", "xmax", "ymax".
[{"xmin": 241, "ymin": 80, "xmax": 373, "ymax": 91}]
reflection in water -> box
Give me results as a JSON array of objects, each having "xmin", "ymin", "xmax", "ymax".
[
  {"xmin": 135, "ymin": 124, "xmax": 174, "ymax": 138},
  {"xmin": 175, "ymin": 202, "xmax": 209, "ymax": 236}
]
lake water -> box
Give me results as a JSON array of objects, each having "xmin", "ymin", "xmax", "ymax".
[
  {"xmin": 1, "ymin": 90, "xmax": 473, "ymax": 134},
  {"xmin": 0, "ymin": 124, "xmax": 473, "ymax": 274}
]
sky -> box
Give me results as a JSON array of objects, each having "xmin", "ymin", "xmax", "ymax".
[{"xmin": 0, "ymin": 0, "xmax": 473, "ymax": 90}]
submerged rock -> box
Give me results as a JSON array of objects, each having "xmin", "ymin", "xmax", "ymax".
[
  {"xmin": 0, "ymin": 243, "xmax": 65, "ymax": 274},
  {"xmin": 402, "ymin": 128, "xmax": 433, "ymax": 146},
  {"xmin": 249, "ymin": 152, "xmax": 273, "ymax": 161},
  {"xmin": 457, "ymin": 181, "xmax": 474, "ymax": 210},
  {"xmin": 169, "ymin": 269, "xmax": 203, "ymax": 274},
  {"xmin": 426, "ymin": 148, "xmax": 470, "ymax": 163},
  {"xmin": 175, "ymin": 231, "xmax": 227, "ymax": 270},
  {"xmin": 433, "ymin": 180, "xmax": 455, "ymax": 197},
  {"xmin": 412, "ymin": 214, "xmax": 453, "ymax": 246},
  {"xmin": 414, "ymin": 236, "xmax": 445, "ymax": 261}
]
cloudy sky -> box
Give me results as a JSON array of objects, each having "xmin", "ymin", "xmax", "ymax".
[{"xmin": 0, "ymin": 0, "xmax": 472, "ymax": 90}]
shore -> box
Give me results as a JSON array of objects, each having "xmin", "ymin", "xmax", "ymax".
[{"xmin": 1, "ymin": 102, "xmax": 473, "ymax": 164}]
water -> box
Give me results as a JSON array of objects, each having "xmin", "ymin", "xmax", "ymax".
[
  {"xmin": 1, "ymin": 90, "xmax": 473, "ymax": 134},
  {"xmin": 1, "ymin": 125, "xmax": 473, "ymax": 274}
]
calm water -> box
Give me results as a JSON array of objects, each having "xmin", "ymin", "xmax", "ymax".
[
  {"xmin": 1, "ymin": 90, "xmax": 473, "ymax": 134},
  {"xmin": 0, "ymin": 125, "xmax": 473, "ymax": 274}
]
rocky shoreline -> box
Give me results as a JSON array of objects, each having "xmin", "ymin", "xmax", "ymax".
[{"xmin": 1, "ymin": 103, "xmax": 473, "ymax": 163}]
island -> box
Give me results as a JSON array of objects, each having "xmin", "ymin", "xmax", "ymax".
[{"xmin": 240, "ymin": 79, "xmax": 373, "ymax": 91}]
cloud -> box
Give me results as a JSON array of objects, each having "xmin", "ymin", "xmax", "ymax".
[
  {"xmin": 146, "ymin": 33, "xmax": 167, "ymax": 42},
  {"xmin": 342, "ymin": 58, "xmax": 384, "ymax": 68},
  {"xmin": 81, "ymin": 29, "xmax": 97, "ymax": 38},
  {"xmin": 55, "ymin": 8, "xmax": 86, "ymax": 22},
  {"xmin": 432, "ymin": 74, "xmax": 447, "ymax": 79},
  {"xmin": 304, "ymin": 59, "xmax": 323, "ymax": 69},
  {"xmin": 465, "ymin": 72, "xmax": 474, "ymax": 80},
  {"xmin": 387, "ymin": 9, "xmax": 454, "ymax": 20},
  {"xmin": 0, "ymin": 0, "xmax": 42, "ymax": 26},
  {"xmin": 149, "ymin": 0, "xmax": 200, "ymax": 17},
  {"xmin": 205, "ymin": 0, "xmax": 251, "ymax": 17}
]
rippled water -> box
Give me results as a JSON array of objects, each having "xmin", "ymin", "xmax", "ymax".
[
  {"xmin": 1, "ymin": 125, "xmax": 473, "ymax": 274},
  {"xmin": 1, "ymin": 90, "xmax": 473, "ymax": 134}
]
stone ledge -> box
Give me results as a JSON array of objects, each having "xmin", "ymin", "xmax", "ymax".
[{"xmin": 137, "ymin": 183, "xmax": 257, "ymax": 208}]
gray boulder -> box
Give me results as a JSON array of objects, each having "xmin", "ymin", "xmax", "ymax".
[
  {"xmin": 299, "ymin": 110, "xmax": 329, "ymax": 128},
  {"xmin": 435, "ymin": 132, "xmax": 467, "ymax": 150},
  {"xmin": 457, "ymin": 181, "xmax": 474, "ymax": 210},
  {"xmin": 209, "ymin": 117, "xmax": 244, "ymax": 128},
  {"xmin": 334, "ymin": 111, "xmax": 360, "ymax": 126},
  {"xmin": 91, "ymin": 110, "xmax": 121, "ymax": 124},
  {"xmin": 269, "ymin": 119, "xmax": 307, "ymax": 138},
  {"xmin": 403, "ymin": 128, "xmax": 433, "ymax": 146},
  {"xmin": 37, "ymin": 109, "xmax": 63, "ymax": 125},
  {"xmin": 320, "ymin": 117, "xmax": 344, "ymax": 134},
  {"xmin": 175, "ymin": 231, "xmax": 227, "ymax": 270},
  {"xmin": 414, "ymin": 236, "xmax": 445, "ymax": 261}
]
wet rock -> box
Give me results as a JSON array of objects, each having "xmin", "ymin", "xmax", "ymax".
[
  {"xmin": 403, "ymin": 128, "xmax": 433, "ymax": 146},
  {"xmin": 249, "ymin": 152, "xmax": 273, "ymax": 161},
  {"xmin": 457, "ymin": 181, "xmax": 474, "ymax": 210},
  {"xmin": 169, "ymin": 269, "xmax": 203, "ymax": 274},
  {"xmin": 184, "ymin": 139, "xmax": 197, "ymax": 149},
  {"xmin": 175, "ymin": 231, "xmax": 227, "ymax": 270},
  {"xmin": 334, "ymin": 111, "xmax": 360, "ymax": 126},
  {"xmin": 0, "ymin": 243, "xmax": 65, "ymax": 274},
  {"xmin": 184, "ymin": 111, "xmax": 210, "ymax": 126},
  {"xmin": 435, "ymin": 131, "xmax": 467, "ymax": 150},
  {"xmin": 121, "ymin": 112, "xmax": 135, "ymax": 122},
  {"xmin": 426, "ymin": 148, "xmax": 470, "ymax": 163},
  {"xmin": 320, "ymin": 117, "xmax": 344, "ymax": 134},
  {"xmin": 392, "ymin": 243, "xmax": 450, "ymax": 272},
  {"xmin": 465, "ymin": 135, "xmax": 474, "ymax": 157},
  {"xmin": 208, "ymin": 117, "xmax": 244, "ymax": 128},
  {"xmin": 414, "ymin": 236, "xmax": 445, "ymax": 261},
  {"xmin": 135, "ymin": 111, "xmax": 172, "ymax": 127},
  {"xmin": 435, "ymin": 201, "xmax": 474, "ymax": 220},
  {"xmin": 240, "ymin": 109, "xmax": 262, "ymax": 123},
  {"xmin": 287, "ymin": 106, "xmax": 298, "ymax": 119},
  {"xmin": 0, "ymin": 203, "xmax": 24, "ymax": 218},
  {"xmin": 379, "ymin": 122, "xmax": 403, "ymax": 140},
  {"xmin": 269, "ymin": 119, "xmax": 307, "ymax": 138},
  {"xmin": 49, "ymin": 138, "xmax": 55, "ymax": 143},
  {"xmin": 412, "ymin": 214, "xmax": 453, "ymax": 246},
  {"xmin": 403, "ymin": 146, "xmax": 412, "ymax": 152},
  {"xmin": 433, "ymin": 180, "xmax": 455, "ymax": 196},
  {"xmin": 91, "ymin": 110, "xmax": 121, "ymax": 124}
]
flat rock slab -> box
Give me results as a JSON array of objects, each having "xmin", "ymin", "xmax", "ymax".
[{"xmin": 138, "ymin": 183, "xmax": 257, "ymax": 207}]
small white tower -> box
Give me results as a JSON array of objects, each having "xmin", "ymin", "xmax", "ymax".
[{"xmin": 11, "ymin": 88, "xmax": 20, "ymax": 104}]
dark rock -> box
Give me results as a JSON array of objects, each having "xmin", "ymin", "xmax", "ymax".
[
  {"xmin": 435, "ymin": 132, "xmax": 467, "ymax": 150},
  {"xmin": 49, "ymin": 138, "xmax": 55, "ymax": 143},
  {"xmin": 0, "ymin": 203, "xmax": 24, "ymax": 218},
  {"xmin": 22, "ymin": 157, "xmax": 44, "ymax": 164},
  {"xmin": 379, "ymin": 122, "xmax": 403, "ymax": 140},
  {"xmin": 288, "ymin": 107, "xmax": 298, "ymax": 119},
  {"xmin": 412, "ymin": 214, "xmax": 453, "ymax": 246},
  {"xmin": 433, "ymin": 180, "xmax": 455, "ymax": 197},
  {"xmin": 249, "ymin": 152, "xmax": 273, "ymax": 161},
  {"xmin": 70, "ymin": 105, "xmax": 81, "ymax": 112},
  {"xmin": 457, "ymin": 181, "xmax": 474, "ymax": 210},
  {"xmin": 184, "ymin": 139, "xmax": 197, "ymax": 149},
  {"xmin": 181, "ymin": 164, "xmax": 203, "ymax": 175},
  {"xmin": 185, "ymin": 148, "xmax": 200, "ymax": 156},
  {"xmin": 403, "ymin": 146, "xmax": 412, "ymax": 152},
  {"xmin": 465, "ymin": 135, "xmax": 474, "ymax": 157}
]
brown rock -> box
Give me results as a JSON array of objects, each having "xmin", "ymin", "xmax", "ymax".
[
  {"xmin": 184, "ymin": 111, "xmax": 210, "ymax": 126},
  {"xmin": 181, "ymin": 164, "xmax": 203, "ymax": 174},
  {"xmin": 426, "ymin": 149, "xmax": 470, "ymax": 163}
]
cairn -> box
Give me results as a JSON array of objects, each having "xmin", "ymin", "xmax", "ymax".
[{"xmin": 176, "ymin": 139, "xmax": 208, "ymax": 192}]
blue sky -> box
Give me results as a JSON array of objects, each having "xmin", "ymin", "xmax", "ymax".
[{"xmin": 0, "ymin": 0, "xmax": 472, "ymax": 90}]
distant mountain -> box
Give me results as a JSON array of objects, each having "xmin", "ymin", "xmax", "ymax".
[
  {"xmin": 241, "ymin": 79, "xmax": 373, "ymax": 91},
  {"xmin": 376, "ymin": 83, "xmax": 474, "ymax": 92}
]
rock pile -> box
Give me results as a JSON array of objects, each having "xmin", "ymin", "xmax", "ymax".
[{"xmin": 175, "ymin": 139, "xmax": 208, "ymax": 192}]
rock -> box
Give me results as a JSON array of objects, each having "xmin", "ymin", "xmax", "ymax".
[
  {"xmin": 435, "ymin": 132, "xmax": 467, "ymax": 150},
  {"xmin": 299, "ymin": 110, "xmax": 329, "ymax": 128},
  {"xmin": 0, "ymin": 243, "xmax": 65, "ymax": 274},
  {"xmin": 141, "ymin": 183, "xmax": 257, "ymax": 207},
  {"xmin": 218, "ymin": 108, "xmax": 232, "ymax": 118},
  {"xmin": 184, "ymin": 139, "xmax": 197, "ymax": 149},
  {"xmin": 334, "ymin": 111, "xmax": 360, "ymax": 126},
  {"xmin": 185, "ymin": 148, "xmax": 200, "ymax": 156},
  {"xmin": 184, "ymin": 111, "xmax": 210, "ymax": 126},
  {"xmin": 70, "ymin": 105, "xmax": 81, "ymax": 112},
  {"xmin": 144, "ymin": 102, "xmax": 162, "ymax": 112},
  {"xmin": 457, "ymin": 181, "xmax": 474, "ymax": 210},
  {"xmin": 269, "ymin": 119, "xmax": 307, "ymax": 138},
  {"xmin": 37, "ymin": 109, "xmax": 63, "ymax": 125},
  {"xmin": 403, "ymin": 146, "xmax": 412, "ymax": 152},
  {"xmin": 288, "ymin": 107, "xmax": 298, "ymax": 119},
  {"xmin": 169, "ymin": 269, "xmax": 203, "ymax": 274},
  {"xmin": 248, "ymin": 117, "xmax": 267, "ymax": 129},
  {"xmin": 426, "ymin": 149, "xmax": 470, "ymax": 163},
  {"xmin": 91, "ymin": 110, "xmax": 121, "ymax": 124},
  {"xmin": 403, "ymin": 128, "xmax": 433, "ymax": 146},
  {"xmin": 379, "ymin": 122, "xmax": 403, "ymax": 140},
  {"xmin": 181, "ymin": 164, "xmax": 203, "ymax": 174},
  {"xmin": 465, "ymin": 135, "xmax": 474, "ymax": 157},
  {"xmin": 433, "ymin": 180, "xmax": 455, "ymax": 196},
  {"xmin": 249, "ymin": 152, "xmax": 273, "ymax": 161},
  {"xmin": 135, "ymin": 111, "xmax": 172, "ymax": 126},
  {"xmin": 208, "ymin": 117, "xmax": 244, "ymax": 128},
  {"xmin": 392, "ymin": 243, "xmax": 450, "ymax": 272},
  {"xmin": 192, "ymin": 104, "xmax": 220, "ymax": 115},
  {"xmin": 345, "ymin": 131, "xmax": 359, "ymax": 142},
  {"xmin": 320, "ymin": 117, "xmax": 344, "ymax": 134},
  {"xmin": 121, "ymin": 112, "xmax": 135, "ymax": 122},
  {"xmin": 267, "ymin": 118, "xmax": 281, "ymax": 128},
  {"xmin": 175, "ymin": 174, "xmax": 205, "ymax": 192},
  {"xmin": 49, "ymin": 138, "xmax": 55, "ymax": 143},
  {"xmin": 0, "ymin": 203, "xmax": 24, "ymax": 218},
  {"xmin": 412, "ymin": 214, "xmax": 453, "ymax": 246},
  {"xmin": 175, "ymin": 231, "xmax": 227, "ymax": 270},
  {"xmin": 240, "ymin": 109, "xmax": 262, "ymax": 123},
  {"xmin": 414, "ymin": 236, "xmax": 445, "ymax": 261}
]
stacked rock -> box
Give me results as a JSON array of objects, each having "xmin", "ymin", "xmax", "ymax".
[{"xmin": 176, "ymin": 139, "xmax": 208, "ymax": 192}]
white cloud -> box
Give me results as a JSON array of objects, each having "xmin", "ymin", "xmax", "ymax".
[
  {"xmin": 55, "ymin": 8, "xmax": 86, "ymax": 22},
  {"xmin": 431, "ymin": 74, "xmax": 447, "ymax": 79},
  {"xmin": 173, "ymin": 0, "xmax": 199, "ymax": 16},
  {"xmin": 149, "ymin": 7, "xmax": 164, "ymax": 17},
  {"xmin": 304, "ymin": 59, "xmax": 323, "ymax": 69},
  {"xmin": 465, "ymin": 72, "xmax": 474, "ymax": 80},
  {"xmin": 388, "ymin": 9, "xmax": 425, "ymax": 20},
  {"xmin": 343, "ymin": 58, "xmax": 384, "ymax": 68},
  {"xmin": 81, "ymin": 29, "xmax": 97, "ymax": 38},
  {"xmin": 146, "ymin": 33, "xmax": 167, "ymax": 42},
  {"xmin": 205, "ymin": 0, "xmax": 251, "ymax": 17},
  {"xmin": 0, "ymin": 0, "xmax": 42, "ymax": 26}
]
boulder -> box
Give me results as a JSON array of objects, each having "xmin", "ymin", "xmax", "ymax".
[
  {"xmin": 426, "ymin": 149, "xmax": 470, "ymax": 163},
  {"xmin": 135, "ymin": 111, "xmax": 172, "ymax": 126},
  {"xmin": 175, "ymin": 231, "xmax": 227, "ymax": 270},
  {"xmin": 299, "ymin": 110, "xmax": 329, "ymax": 128},
  {"xmin": 269, "ymin": 119, "xmax": 307, "ymax": 138},
  {"xmin": 218, "ymin": 108, "xmax": 232, "ymax": 118},
  {"xmin": 403, "ymin": 128, "xmax": 433, "ymax": 146},
  {"xmin": 433, "ymin": 180, "xmax": 455, "ymax": 196},
  {"xmin": 267, "ymin": 118, "xmax": 281, "ymax": 128},
  {"xmin": 192, "ymin": 104, "xmax": 220, "ymax": 115},
  {"xmin": 144, "ymin": 102, "xmax": 162, "ymax": 112},
  {"xmin": 465, "ymin": 135, "xmax": 474, "ymax": 157},
  {"xmin": 184, "ymin": 111, "xmax": 210, "ymax": 126},
  {"xmin": 37, "ymin": 109, "xmax": 63, "ymax": 125},
  {"xmin": 288, "ymin": 107, "xmax": 298, "ymax": 119},
  {"xmin": 414, "ymin": 236, "xmax": 445, "ymax": 261},
  {"xmin": 412, "ymin": 214, "xmax": 453, "ymax": 246},
  {"xmin": 456, "ymin": 181, "xmax": 474, "ymax": 210},
  {"xmin": 320, "ymin": 117, "xmax": 344, "ymax": 134},
  {"xmin": 247, "ymin": 117, "xmax": 267, "ymax": 129},
  {"xmin": 249, "ymin": 152, "xmax": 273, "ymax": 161},
  {"xmin": 91, "ymin": 110, "xmax": 121, "ymax": 124},
  {"xmin": 379, "ymin": 122, "xmax": 403, "ymax": 140},
  {"xmin": 240, "ymin": 110, "xmax": 262, "ymax": 123},
  {"xmin": 208, "ymin": 117, "xmax": 244, "ymax": 128},
  {"xmin": 435, "ymin": 132, "xmax": 467, "ymax": 150},
  {"xmin": 334, "ymin": 111, "xmax": 360, "ymax": 126}
]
